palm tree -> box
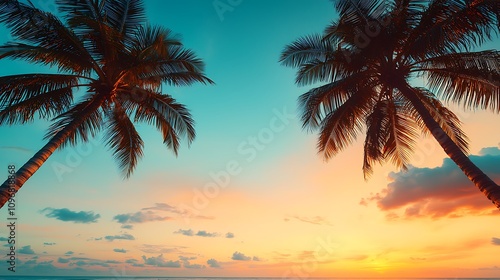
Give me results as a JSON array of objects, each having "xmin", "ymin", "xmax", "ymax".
[
  {"xmin": 280, "ymin": 0, "xmax": 500, "ymax": 208},
  {"xmin": 0, "ymin": 0, "xmax": 213, "ymax": 208}
]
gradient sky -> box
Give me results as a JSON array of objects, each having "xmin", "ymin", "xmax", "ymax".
[{"xmin": 1, "ymin": 0, "xmax": 500, "ymax": 278}]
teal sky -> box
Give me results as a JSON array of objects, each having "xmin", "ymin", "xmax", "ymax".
[{"xmin": 1, "ymin": 0, "xmax": 500, "ymax": 278}]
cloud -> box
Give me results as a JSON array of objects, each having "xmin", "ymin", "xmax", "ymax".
[
  {"xmin": 73, "ymin": 259, "xmax": 110, "ymax": 267},
  {"xmin": 113, "ymin": 211, "xmax": 172, "ymax": 224},
  {"xmin": 142, "ymin": 203, "xmax": 215, "ymax": 220},
  {"xmin": 142, "ymin": 203, "xmax": 182, "ymax": 212},
  {"xmin": 121, "ymin": 225, "xmax": 133, "ymax": 229},
  {"xmin": 285, "ymin": 215, "xmax": 333, "ymax": 226},
  {"xmin": 195, "ymin": 230, "xmax": 218, "ymax": 237},
  {"xmin": 479, "ymin": 146, "xmax": 500, "ymax": 156},
  {"xmin": 58, "ymin": 257, "xmax": 69, "ymax": 264},
  {"xmin": 479, "ymin": 265, "xmax": 500, "ymax": 270},
  {"xmin": 252, "ymin": 256, "xmax": 262, "ymax": 261},
  {"xmin": 114, "ymin": 248, "xmax": 127, "ymax": 253},
  {"xmin": 225, "ymin": 232, "xmax": 234, "ymax": 238},
  {"xmin": 41, "ymin": 208, "xmax": 100, "ymax": 223},
  {"xmin": 142, "ymin": 254, "xmax": 181, "ymax": 268},
  {"xmin": 138, "ymin": 244, "xmax": 186, "ymax": 254},
  {"xmin": 232, "ymin": 251, "xmax": 251, "ymax": 261},
  {"xmin": 19, "ymin": 245, "xmax": 35, "ymax": 254},
  {"xmin": 65, "ymin": 251, "xmax": 74, "ymax": 256},
  {"xmin": 174, "ymin": 229, "xmax": 194, "ymax": 236},
  {"xmin": 173, "ymin": 229, "xmax": 218, "ymax": 237},
  {"xmin": 361, "ymin": 149, "xmax": 500, "ymax": 219},
  {"xmin": 43, "ymin": 242, "xmax": 56, "ymax": 246},
  {"xmin": 0, "ymin": 237, "xmax": 8, "ymax": 241},
  {"xmin": 492, "ymin": 237, "xmax": 500, "ymax": 246},
  {"xmin": 141, "ymin": 203, "xmax": 214, "ymax": 220},
  {"xmin": 207, "ymin": 258, "xmax": 221, "ymax": 268},
  {"xmin": 179, "ymin": 256, "xmax": 205, "ymax": 269},
  {"xmin": 105, "ymin": 234, "xmax": 135, "ymax": 241}
]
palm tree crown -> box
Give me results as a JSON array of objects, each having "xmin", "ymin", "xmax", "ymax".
[
  {"xmin": 0, "ymin": 0, "xmax": 213, "ymax": 208},
  {"xmin": 280, "ymin": 0, "xmax": 500, "ymax": 207}
]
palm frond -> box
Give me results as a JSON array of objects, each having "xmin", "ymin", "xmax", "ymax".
[
  {"xmin": 120, "ymin": 89, "xmax": 195, "ymax": 155},
  {"xmin": 418, "ymin": 50, "xmax": 500, "ymax": 111},
  {"xmin": 104, "ymin": 0, "xmax": 146, "ymax": 34},
  {"xmin": 0, "ymin": 1, "xmax": 97, "ymax": 74},
  {"xmin": 382, "ymin": 95, "xmax": 419, "ymax": 170},
  {"xmin": 363, "ymin": 99, "xmax": 390, "ymax": 178},
  {"xmin": 280, "ymin": 34, "xmax": 333, "ymax": 68},
  {"xmin": 0, "ymin": 87, "xmax": 74, "ymax": 125},
  {"xmin": 317, "ymin": 88, "xmax": 374, "ymax": 159},
  {"xmin": 56, "ymin": 0, "xmax": 104, "ymax": 25},
  {"xmin": 104, "ymin": 104, "xmax": 144, "ymax": 178},
  {"xmin": 45, "ymin": 93, "xmax": 105, "ymax": 147},
  {"xmin": 406, "ymin": 0, "xmax": 500, "ymax": 59},
  {"xmin": 0, "ymin": 74, "xmax": 79, "ymax": 108},
  {"xmin": 119, "ymin": 25, "xmax": 213, "ymax": 88},
  {"xmin": 298, "ymin": 71, "xmax": 369, "ymax": 130}
]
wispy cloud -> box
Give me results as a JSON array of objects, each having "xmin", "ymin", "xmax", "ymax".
[
  {"xmin": 141, "ymin": 203, "xmax": 215, "ymax": 220},
  {"xmin": 114, "ymin": 248, "xmax": 127, "ymax": 253},
  {"xmin": 138, "ymin": 244, "xmax": 186, "ymax": 254},
  {"xmin": 104, "ymin": 234, "xmax": 135, "ymax": 242},
  {"xmin": 174, "ymin": 229, "xmax": 218, "ymax": 237},
  {"xmin": 284, "ymin": 215, "xmax": 333, "ymax": 226},
  {"xmin": 40, "ymin": 208, "xmax": 100, "ymax": 224},
  {"xmin": 361, "ymin": 148, "xmax": 500, "ymax": 219},
  {"xmin": 113, "ymin": 211, "xmax": 172, "ymax": 224},
  {"xmin": 0, "ymin": 146, "xmax": 32, "ymax": 154},
  {"xmin": 225, "ymin": 232, "xmax": 235, "ymax": 238},
  {"xmin": 142, "ymin": 254, "xmax": 181, "ymax": 267}
]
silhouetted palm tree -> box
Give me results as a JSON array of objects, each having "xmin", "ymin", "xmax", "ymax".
[
  {"xmin": 280, "ymin": 0, "xmax": 500, "ymax": 208},
  {"xmin": 0, "ymin": 0, "xmax": 213, "ymax": 208}
]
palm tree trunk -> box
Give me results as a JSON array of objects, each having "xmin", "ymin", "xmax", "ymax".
[
  {"xmin": 0, "ymin": 96, "xmax": 105, "ymax": 208},
  {"xmin": 397, "ymin": 80, "xmax": 500, "ymax": 209}
]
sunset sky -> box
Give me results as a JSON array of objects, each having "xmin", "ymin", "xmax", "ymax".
[{"xmin": 0, "ymin": 0, "xmax": 500, "ymax": 278}]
